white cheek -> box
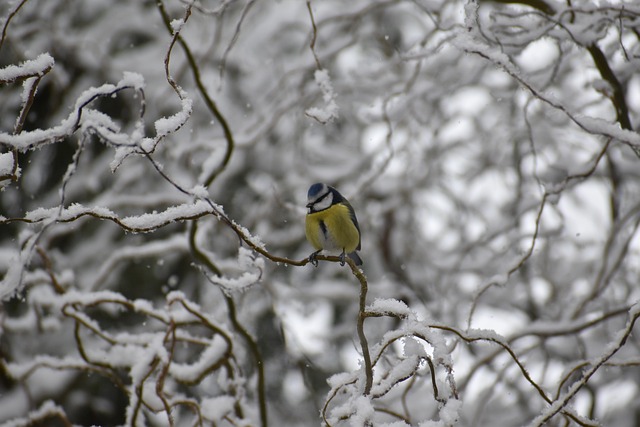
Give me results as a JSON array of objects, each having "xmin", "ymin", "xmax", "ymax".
[{"xmin": 315, "ymin": 193, "xmax": 333, "ymax": 211}]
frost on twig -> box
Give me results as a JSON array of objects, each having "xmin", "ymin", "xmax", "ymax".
[
  {"xmin": 4, "ymin": 289, "xmax": 250, "ymax": 426},
  {"xmin": 3, "ymin": 0, "xmax": 640, "ymax": 425},
  {"xmin": 305, "ymin": 69, "xmax": 339, "ymax": 123},
  {"xmin": 201, "ymin": 247, "xmax": 264, "ymax": 294},
  {"xmin": 323, "ymin": 298, "xmax": 459, "ymax": 426},
  {"xmin": 0, "ymin": 53, "xmax": 54, "ymax": 84}
]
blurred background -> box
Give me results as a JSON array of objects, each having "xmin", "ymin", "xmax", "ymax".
[{"xmin": 1, "ymin": 0, "xmax": 640, "ymax": 425}]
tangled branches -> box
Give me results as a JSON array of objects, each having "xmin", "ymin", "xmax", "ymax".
[{"xmin": 2, "ymin": 0, "xmax": 640, "ymax": 426}]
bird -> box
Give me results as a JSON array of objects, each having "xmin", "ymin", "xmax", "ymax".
[{"xmin": 305, "ymin": 183, "xmax": 363, "ymax": 266}]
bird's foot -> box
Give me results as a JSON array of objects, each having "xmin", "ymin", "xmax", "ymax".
[{"xmin": 309, "ymin": 250, "xmax": 321, "ymax": 267}]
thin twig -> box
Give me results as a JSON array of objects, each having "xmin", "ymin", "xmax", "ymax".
[
  {"xmin": 0, "ymin": 0, "xmax": 30, "ymax": 51},
  {"xmin": 156, "ymin": 0, "xmax": 235, "ymax": 187},
  {"xmin": 219, "ymin": 0, "xmax": 257, "ymax": 81},
  {"xmin": 307, "ymin": 0, "xmax": 322, "ymax": 69}
]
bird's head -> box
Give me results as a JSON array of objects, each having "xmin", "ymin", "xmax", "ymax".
[{"xmin": 307, "ymin": 183, "xmax": 333, "ymax": 212}]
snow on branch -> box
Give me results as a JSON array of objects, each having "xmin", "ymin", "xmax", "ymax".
[
  {"xmin": 5, "ymin": 287, "xmax": 247, "ymax": 426},
  {"xmin": 430, "ymin": 324, "xmax": 595, "ymax": 426},
  {"xmin": 323, "ymin": 293, "xmax": 459, "ymax": 426},
  {"xmin": 201, "ymin": 247, "xmax": 265, "ymax": 294},
  {"xmin": 5, "ymin": 200, "xmax": 213, "ymax": 232},
  {"xmin": 0, "ymin": 200, "xmax": 214, "ymax": 299},
  {"xmin": 0, "ymin": 72, "xmax": 145, "ymax": 151},
  {"xmin": 0, "ymin": 53, "xmax": 54, "ymax": 84},
  {"xmin": 528, "ymin": 305, "xmax": 640, "ymax": 426},
  {"xmin": 1, "ymin": 400, "xmax": 70, "ymax": 427},
  {"xmin": 452, "ymin": 32, "xmax": 640, "ymax": 153},
  {"xmin": 305, "ymin": 69, "xmax": 339, "ymax": 123}
]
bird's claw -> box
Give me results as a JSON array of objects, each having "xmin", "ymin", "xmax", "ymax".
[
  {"xmin": 339, "ymin": 252, "xmax": 346, "ymax": 266},
  {"xmin": 309, "ymin": 251, "xmax": 319, "ymax": 267}
]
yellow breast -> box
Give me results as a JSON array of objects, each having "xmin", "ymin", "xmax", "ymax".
[{"xmin": 305, "ymin": 203, "xmax": 360, "ymax": 253}]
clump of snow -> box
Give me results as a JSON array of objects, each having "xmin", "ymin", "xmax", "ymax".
[
  {"xmin": 416, "ymin": 399, "xmax": 461, "ymax": 427},
  {"xmin": 132, "ymin": 299, "xmax": 154, "ymax": 313},
  {"xmin": 170, "ymin": 335, "xmax": 229, "ymax": 382},
  {"xmin": 24, "ymin": 204, "xmax": 118, "ymax": 224},
  {"xmin": 166, "ymin": 290, "xmax": 187, "ymax": 304},
  {"xmin": 2, "ymin": 400, "xmax": 65, "ymax": 427},
  {"xmin": 190, "ymin": 185, "xmax": 209, "ymax": 199},
  {"xmin": 305, "ymin": 69, "xmax": 339, "ymax": 123},
  {"xmin": 121, "ymin": 200, "xmax": 211, "ymax": 230},
  {"xmin": 463, "ymin": 1, "xmax": 479, "ymax": 33},
  {"xmin": 139, "ymin": 137, "xmax": 155, "ymax": 152},
  {"xmin": 367, "ymin": 298, "xmax": 411, "ymax": 317},
  {"xmin": 439, "ymin": 398, "xmax": 461, "ymax": 425},
  {"xmin": 237, "ymin": 246, "xmax": 264, "ymax": 271},
  {"xmin": 210, "ymin": 267, "xmax": 261, "ymax": 294},
  {"xmin": 170, "ymin": 18, "xmax": 185, "ymax": 34},
  {"xmin": 154, "ymin": 96, "xmax": 193, "ymax": 138},
  {"xmin": 121, "ymin": 71, "xmax": 145, "ymax": 91},
  {"xmin": 327, "ymin": 371, "xmax": 356, "ymax": 389},
  {"xmin": 327, "ymin": 393, "xmax": 374, "ymax": 426},
  {"xmin": 0, "ymin": 153, "xmax": 18, "ymax": 187},
  {"xmin": 139, "ymin": 382, "xmax": 165, "ymax": 412},
  {"xmin": 0, "ymin": 153, "xmax": 14, "ymax": 174},
  {"xmin": 205, "ymin": 247, "xmax": 264, "ymax": 294},
  {"xmin": 404, "ymin": 336, "xmax": 428, "ymax": 358},
  {"xmin": 0, "ymin": 241, "xmax": 35, "ymax": 300},
  {"xmin": 465, "ymin": 328, "xmax": 506, "ymax": 343},
  {"xmin": 56, "ymin": 289, "xmax": 128, "ymax": 312},
  {"xmin": 0, "ymin": 53, "xmax": 54, "ymax": 83},
  {"xmin": 6, "ymin": 355, "xmax": 86, "ymax": 379},
  {"xmin": 110, "ymin": 146, "xmax": 137, "ymax": 171},
  {"xmin": 201, "ymin": 396, "xmax": 237, "ymax": 422},
  {"xmin": 231, "ymin": 219, "xmax": 265, "ymax": 249},
  {"xmin": 351, "ymin": 395, "xmax": 374, "ymax": 425},
  {"xmin": 0, "ymin": 71, "xmax": 148, "ymax": 152},
  {"xmin": 129, "ymin": 334, "xmax": 168, "ymax": 381},
  {"xmin": 23, "ymin": 206, "xmax": 56, "ymax": 222},
  {"xmin": 370, "ymin": 355, "xmax": 421, "ymax": 397}
]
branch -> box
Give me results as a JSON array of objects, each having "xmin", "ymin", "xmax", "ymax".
[
  {"xmin": 0, "ymin": 0, "xmax": 31, "ymax": 51},
  {"xmin": 431, "ymin": 325, "xmax": 599, "ymax": 426},
  {"xmin": 481, "ymin": 0, "xmax": 637, "ymax": 157},
  {"xmin": 307, "ymin": 0, "xmax": 323, "ymax": 69},
  {"xmin": 528, "ymin": 306, "xmax": 640, "ymax": 426},
  {"xmin": 485, "ymin": 0, "xmax": 555, "ymax": 15},
  {"xmin": 156, "ymin": 0, "xmax": 235, "ymax": 187},
  {"xmin": 352, "ymin": 258, "xmax": 373, "ymax": 395}
]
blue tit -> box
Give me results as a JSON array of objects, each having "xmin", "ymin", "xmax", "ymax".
[{"xmin": 305, "ymin": 183, "xmax": 363, "ymax": 266}]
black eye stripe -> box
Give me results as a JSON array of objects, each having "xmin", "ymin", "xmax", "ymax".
[{"xmin": 315, "ymin": 190, "xmax": 330, "ymax": 204}]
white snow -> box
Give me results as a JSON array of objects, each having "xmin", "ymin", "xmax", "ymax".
[
  {"xmin": 0, "ymin": 72, "xmax": 146, "ymax": 151},
  {"xmin": 154, "ymin": 96, "xmax": 193, "ymax": 138},
  {"xmin": 170, "ymin": 335, "xmax": 229, "ymax": 382},
  {"xmin": 0, "ymin": 152, "xmax": 16, "ymax": 177},
  {"xmin": 121, "ymin": 71, "xmax": 145, "ymax": 91},
  {"xmin": 170, "ymin": 18, "xmax": 185, "ymax": 34},
  {"xmin": 1, "ymin": 400, "xmax": 65, "ymax": 427},
  {"xmin": 305, "ymin": 69, "xmax": 339, "ymax": 123},
  {"xmin": 367, "ymin": 298, "xmax": 412, "ymax": 317},
  {"xmin": 0, "ymin": 53, "xmax": 54, "ymax": 82},
  {"xmin": 201, "ymin": 396, "xmax": 237, "ymax": 421}
]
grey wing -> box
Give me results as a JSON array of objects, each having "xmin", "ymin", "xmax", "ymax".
[{"xmin": 345, "ymin": 200, "xmax": 362, "ymax": 250}]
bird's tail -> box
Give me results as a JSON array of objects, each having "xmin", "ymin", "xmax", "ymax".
[{"xmin": 348, "ymin": 252, "xmax": 363, "ymax": 266}]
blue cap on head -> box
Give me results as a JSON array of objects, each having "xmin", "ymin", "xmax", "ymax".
[{"xmin": 308, "ymin": 183, "xmax": 327, "ymax": 200}]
